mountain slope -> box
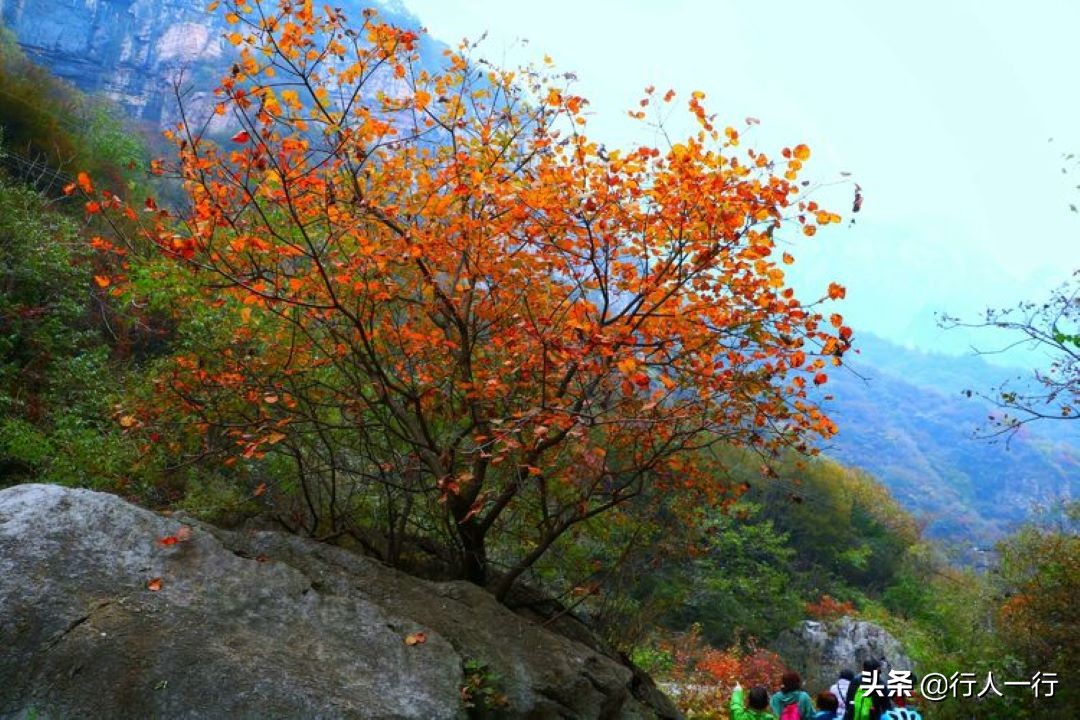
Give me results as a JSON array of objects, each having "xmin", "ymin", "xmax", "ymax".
[{"xmin": 822, "ymin": 334, "xmax": 1077, "ymax": 547}]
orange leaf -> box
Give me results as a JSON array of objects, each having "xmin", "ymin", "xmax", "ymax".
[
  {"xmin": 94, "ymin": 275, "xmax": 111, "ymax": 288},
  {"xmin": 404, "ymin": 632, "xmax": 427, "ymax": 646},
  {"xmin": 253, "ymin": 482, "xmax": 267, "ymax": 497},
  {"xmin": 813, "ymin": 373, "xmax": 828, "ymax": 386},
  {"xmin": 147, "ymin": 577, "xmax": 163, "ymax": 592},
  {"xmin": 793, "ymin": 144, "xmax": 811, "ymax": 161},
  {"xmin": 77, "ymin": 171, "xmax": 93, "ymax": 193}
]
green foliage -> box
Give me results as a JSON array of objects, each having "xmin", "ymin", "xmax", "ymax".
[
  {"xmin": 742, "ymin": 453, "xmax": 921, "ymax": 592},
  {"xmin": 0, "ymin": 180, "xmax": 113, "ymax": 485},
  {"xmin": 0, "ymin": 27, "xmax": 146, "ymax": 198},
  {"xmin": 994, "ymin": 513, "xmax": 1079, "ymax": 716},
  {"xmin": 630, "ymin": 645, "xmax": 675, "ymax": 677},
  {"xmin": 642, "ymin": 503, "xmax": 804, "ymax": 648},
  {"xmin": 567, "ymin": 446, "xmax": 923, "ymax": 657},
  {"xmin": 460, "ymin": 658, "xmax": 509, "ymax": 718},
  {"xmin": 866, "ymin": 506, "xmax": 1080, "ymax": 720}
]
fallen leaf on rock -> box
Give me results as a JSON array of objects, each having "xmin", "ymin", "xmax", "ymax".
[
  {"xmin": 404, "ymin": 632, "xmax": 427, "ymax": 646},
  {"xmin": 158, "ymin": 525, "xmax": 193, "ymax": 547},
  {"xmin": 147, "ymin": 577, "xmax": 163, "ymax": 592}
]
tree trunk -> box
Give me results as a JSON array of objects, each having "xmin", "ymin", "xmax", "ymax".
[{"xmin": 457, "ymin": 518, "xmax": 488, "ymax": 585}]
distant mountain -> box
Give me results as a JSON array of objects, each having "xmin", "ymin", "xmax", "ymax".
[
  {"xmin": 0, "ymin": 0, "xmax": 442, "ymax": 132},
  {"xmin": 820, "ymin": 333, "xmax": 1077, "ymax": 549}
]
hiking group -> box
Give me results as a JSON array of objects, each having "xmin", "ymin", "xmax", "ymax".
[{"xmin": 730, "ymin": 660, "xmax": 923, "ymax": 720}]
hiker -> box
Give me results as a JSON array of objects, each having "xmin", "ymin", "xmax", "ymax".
[
  {"xmin": 771, "ymin": 671, "xmax": 815, "ymax": 720},
  {"xmin": 813, "ymin": 691, "xmax": 841, "ymax": 720},
  {"xmin": 881, "ymin": 674, "xmax": 922, "ymax": 720},
  {"xmin": 730, "ymin": 682, "xmax": 775, "ymax": 720},
  {"xmin": 848, "ymin": 659, "xmax": 893, "ymax": 720},
  {"xmin": 881, "ymin": 704, "xmax": 922, "ymax": 720},
  {"xmin": 829, "ymin": 669, "xmax": 855, "ymax": 719}
]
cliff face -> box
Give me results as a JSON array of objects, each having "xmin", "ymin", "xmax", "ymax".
[
  {"xmin": 0, "ymin": 0, "xmax": 422, "ymax": 131},
  {"xmin": 1, "ymin": 0, "xmax": 227, "ymax": 126}
]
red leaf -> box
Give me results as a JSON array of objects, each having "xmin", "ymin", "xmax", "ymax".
[
  {"xmin": 147, "ymin": 577, "xmax": 163, "ymax": 591},
  {"xmin": 158, "ymin": 526, "xmax": 193, "ymax": 547},
  {"xmin": 230, "ymin": 130, "xmax": 251, "ymax": 143}
]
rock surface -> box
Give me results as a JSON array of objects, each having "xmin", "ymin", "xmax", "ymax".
[
  {"xmin": 0, "ymin": 483, "xmax": 679, "ymax": 719},
  {"xmin": 770, "ymin": 617, "xmax": 914, "ymax": 692},
  {"xmin": 0, "ymin": 0, "xmax": 427, "ymax": 131}
]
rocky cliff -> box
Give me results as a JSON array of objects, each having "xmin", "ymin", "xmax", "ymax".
[
  {"xmin": 0, "ymin": 0, "xmax": 426, "ymax": 131},
  {"xmin": 0, "ymin": 484, "xmax": 679, "ymax": 719},
  {"xmin": 770, "ymin": 618, "xmax": 914, "ymax": 693}
]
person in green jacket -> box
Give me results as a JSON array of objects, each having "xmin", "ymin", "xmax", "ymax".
[
  {"xmin": 770, "ymin": 671, "xmax": 815, "ymax": 719},
  {"xmin": 731, "ymin": 682, "xmax": 776, "ymax": 719}
]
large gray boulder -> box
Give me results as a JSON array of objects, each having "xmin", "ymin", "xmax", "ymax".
[
  {"xmin": 770, "ymin": 618, "xmax": 914, "ymax": 692},
  {"xmin": 0, "ymin": 484, "xmax": 679, "ymax": 719}
]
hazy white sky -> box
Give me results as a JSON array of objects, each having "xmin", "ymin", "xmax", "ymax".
[{"xmin": 406, "ymin": 0, "xmax": 1079, "ymax": 357}]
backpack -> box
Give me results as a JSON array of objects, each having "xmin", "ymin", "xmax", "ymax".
[
  {"xmin": 851, "ymin": 688, "xmax": 874, "ymax": 720},
  {"xmin": 780, "ymin": 701, "xmax": 802, "ymax": 720},
  {"xmin": 832, "ymin": 680, "xmax": 850, "ymax": 719}
]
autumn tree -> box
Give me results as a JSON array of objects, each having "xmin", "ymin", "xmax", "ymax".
[{"xmin": 84, "ymin": 0, "xmax": 851, "ymax": 597}]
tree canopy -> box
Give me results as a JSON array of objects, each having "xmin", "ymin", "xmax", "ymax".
[{"xmin": 79, "ymin": 0, "xmax": 851, "ymax": 595}]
